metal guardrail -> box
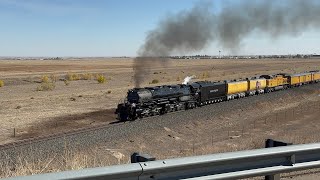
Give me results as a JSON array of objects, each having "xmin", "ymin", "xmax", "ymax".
[{"xmin": 6, "ymin": 143, "xmax": 320, "ymax": 180}]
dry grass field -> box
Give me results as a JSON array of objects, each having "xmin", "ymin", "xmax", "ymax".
[
  {"xmin": 0, "ymin": 58, "xmax": 320, "ymax": 178},
  {"xmin": 0, "ymin": 58, "xmax": 319, "ymax": 144}
]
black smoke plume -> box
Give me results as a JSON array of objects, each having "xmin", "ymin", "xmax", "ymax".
[{"xmin": 134, "ymin": 0, "xmax": 320, "ymax": 87}]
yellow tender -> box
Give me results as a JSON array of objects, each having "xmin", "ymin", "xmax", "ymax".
[
  {"xmin": 248, "ymin": 78, "xmax": 266, "ymax": 91},
  {"xmin": 227, "ymin": 80, "xmax": 248, "ymax": 95}
]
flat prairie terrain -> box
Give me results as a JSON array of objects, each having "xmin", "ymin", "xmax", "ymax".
[{"xmin": 0, "ymin": 58, "xmax": 319, "ymax": 144}]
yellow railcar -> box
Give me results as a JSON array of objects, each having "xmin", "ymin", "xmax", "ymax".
[
  {"xmin": 266, "ymin": 78, "xmax": 277, "ymax": 88},
  {"xmin": 294, "ymin": 73, "xmax": 312, "ymax": 84},
  {"xmin": 299, "ymin": 74, "xmax": 306, "ymax": 84},
  {"xmin": 286, "ymin": 72, "xmax": 316, "ymax": 87},
  {"xmin": 260, "ymin": 74, "xmax": 288, "ymax": 91},
  {"xmin": 289, "ymin": 75, "xmax": 300, "ymax": 85},
  {"xmin": 311, "ymin": 72, "xmax": 315, "ymax": 81},
  {"xmin": 248, "ymin": 78, "xmax": 267, "ymax": 91},
  {"xmin": 305, "ymin": 73, "xmax": 312, "ymax": 82},
  {"xmin": 286, "ymin": 73, "xmax": 303, "ymax": 86},
  {"xmin": 246, "ymin": 78, "xmax": 267, "ymax": 95},
  {"xmin": 267, "ymin": 75, "xmax": 288, "ymax": 87},
  {"xmin": 227, "ymin": 80, "xmax": 248, "ymax": 95},
  {"xmin": 312, "ymin": 71, "xmax": 320, "ymax": 82}
]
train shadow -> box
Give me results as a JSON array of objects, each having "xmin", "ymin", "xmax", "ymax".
[
  {"xmin": 16, "ymin": 108, "xmax": 117, "ymax": 140},
  {"xmin": 109, "ymin": 120, "xmax": 124, "ymax": 125}
]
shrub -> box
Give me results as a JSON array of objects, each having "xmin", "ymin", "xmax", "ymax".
[
  {"xmin": 107, "ymin": 90, "xmax": 112, "ymax": 94},
  {"xmin": 37, "ymin": 82, "xmax": 55, "ymax": 91},
  {"xmin": 0, "ymin": 80, "xmax": 4, "ymax": 87},
  {"xmin": 66, "ymin": 73, "xmax": 72, "ymax": 81},
  {"xmin": 66, "ymin": 73, "xmax": 80, "ymax": 81},
  {"xmin": 50, "ymin": 74, "xmax": 58, "ymax": 82},
  {"xmin": 41, "ymin": 75, "xmax": 50, "ymax": 83},
  {"xmin": 74, "ymin": 74, "xmax": 81, "ymax": 80},
  {"xmin": 96, "ymin": 74, "xmax": 106, "ymax": 84},
  {"xmin": 150, "ymin": 79, "xmax": 159, "ymax": 84},
  {"xmin": 65, "ymin": 73, "xmax": 94, "ymax": 81},
  {"xmin": 41, "ymin": 74, "xmax": 58, "ymax": 83},
  {"xmin": 81, "ymin": 73, "xmax": 92, "ymax": 80}
]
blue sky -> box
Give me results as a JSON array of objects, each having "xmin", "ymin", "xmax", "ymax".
[{"xmin": 0, "ymin": 0, "xmax": 319, "ymax": 57}]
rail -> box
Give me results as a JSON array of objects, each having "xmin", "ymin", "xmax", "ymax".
[{"xmin": 6, "ymin": 143, "xmax": 320, "ymax": 180}]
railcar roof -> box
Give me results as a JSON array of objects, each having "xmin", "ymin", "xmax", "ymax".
[
  {"xmin": 193, "ymin": 81, "xmax": 225, "ymax": 85},
  {"xmin": 225, "ymin": 79, "xmax": 248, "ymax": 82},
  {"xmin": 290, "ymin": 72, "xmax": 312, "ymax": 76},
  {"xmin": 145, "ymin": 84, "xmax": 188, "ymax": 90}
]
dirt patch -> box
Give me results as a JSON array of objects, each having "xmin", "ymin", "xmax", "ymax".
[{"xmin": 16, "ymin": 109, "xmax": 117, "ymax": 140}]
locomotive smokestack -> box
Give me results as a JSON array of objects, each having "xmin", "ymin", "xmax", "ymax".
[{"xmin": 134, "ymin": 0, "xmax": 320, "ymax": 87}]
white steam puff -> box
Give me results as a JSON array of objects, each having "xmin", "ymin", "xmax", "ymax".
[{"xmin": 182, "ymin": 75, "xmax": 196, "ymax": 85}]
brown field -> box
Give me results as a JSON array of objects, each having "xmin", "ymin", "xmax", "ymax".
[
  {"xmin": 1, "ymin": 58, "xmax": 320, "ymax": 178},
  {"xmin": 0, "ymin": 58, "xmax": 319, "ymax": 144}
]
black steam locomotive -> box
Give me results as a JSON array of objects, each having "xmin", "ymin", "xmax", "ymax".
[
  {"xmin": 115, "ymin": 70, "xmax": 320, "ymax": 121},
  {"xmin": 115, "ymin": 81, "xmax": 226, "ymax": 121}
]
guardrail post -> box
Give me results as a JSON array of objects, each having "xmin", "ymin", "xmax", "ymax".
[
  {"xmin": 265, "ymin": 139, "xmax": 292, "ymax": 148},
  {"xmin": 287, "ymin": 154, "xmax": 296, "ymax": 165},
  {"xmin": 131, "ymin": 152, "xmax": 156, "ymax": 163},
  {"xmin": 265, "ymin": 139, "xmax": 293, "ymax": 180},
  {"xmin": 265, "ymin": 174, "xmax": 280, "ymax": 180}
]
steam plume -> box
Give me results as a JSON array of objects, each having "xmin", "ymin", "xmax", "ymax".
[
  {"xmin": 183, "ymin": 75, "xmax": 196, "ymax": 85},
  {"xmin": 134, "ymin": 0, "xmax": 320, "ymax": 87}
]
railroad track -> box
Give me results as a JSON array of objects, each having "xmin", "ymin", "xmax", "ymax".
[
  {"xmin": 0, "ymin": 108, "xmax": 189, "ymax": 151},
  {"xmin": 0, "ymin": 120, "xmax": 118, "ymax": 151}
]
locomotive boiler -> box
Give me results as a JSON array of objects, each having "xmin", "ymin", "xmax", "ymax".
[{"xmin": 116, "ymin": 85, "xmax": 196, "ymax": 121}]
